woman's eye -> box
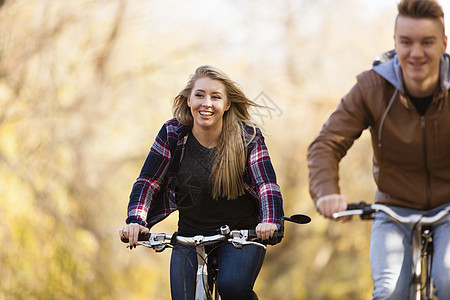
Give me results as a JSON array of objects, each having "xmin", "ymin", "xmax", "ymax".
[
  {"xmin": 195, "ymin": 93, "xmax": 204, "ymax": 97},
  {"xmin": 212, "ymin": 95, "xmax": 221, "ymax": 100}
]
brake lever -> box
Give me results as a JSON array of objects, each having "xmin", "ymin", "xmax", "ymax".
[{"xmin": 228, "ymin": 230, "xmax": 267, "ymax": 250}]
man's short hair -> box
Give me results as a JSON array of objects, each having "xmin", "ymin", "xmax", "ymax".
[{"xmin": 396, "ymin": 0, "xmax": 445, "ymax": 36}]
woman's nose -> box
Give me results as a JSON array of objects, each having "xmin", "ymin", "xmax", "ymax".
[{"xmin": 202, "ymin": 96, "xmax": 213, "ymax": 107}]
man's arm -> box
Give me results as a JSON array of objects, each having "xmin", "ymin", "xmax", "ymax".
[{"xmin": 307, "ymin": 82, "xmax": 371, "ymax": 218}]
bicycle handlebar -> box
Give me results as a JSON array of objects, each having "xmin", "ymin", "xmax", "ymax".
[
  {"xmin": 121, "ymin": 225, "xmax": 284, "ymax": 251},
  {"xmin": 333, "ymin": 202, "xmax": 450, "ymax": 225}
]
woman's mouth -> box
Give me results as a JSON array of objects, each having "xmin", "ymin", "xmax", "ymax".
[{"xmin": 199, "ymin": 111, "xmax": 214, "ymax": 116}]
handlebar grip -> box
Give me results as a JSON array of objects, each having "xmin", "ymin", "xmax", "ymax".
[
  {"xmin": 248, "ymin": 229, "xmax": 284, "ymax": 245},
  {"xmin": 120, "ymin": 232, "xmax": 151, "ymax": 244},
  {"xmin": 347, "ymin": 204, "xmax": 362, "ymax": 210},
  {"xmin": 347, "ymin": 201, "xmax": 369, "ymax": 210},
  {"xmin": 345, "ymin": 202, "xmax": 375, "ymax": 219}
]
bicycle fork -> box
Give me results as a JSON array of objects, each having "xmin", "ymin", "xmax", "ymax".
[
  {"xmin": 195, "ymin": 244, "xmax": 210, "ymax": 300},
  {"xmin": 410, "ymin": 225, "xmax": 434, "ymax": 300},
  {"xmin": 410, "ymin": 227, "xmax": 423, "ymax": 300},
  {"xmin": 422, "ymin": 228, "xmax": 434, "ymax": 300}
]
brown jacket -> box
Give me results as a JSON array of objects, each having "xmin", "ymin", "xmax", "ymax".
[{"xmin": 308, "ymin": 57, "xmax": 450, "ymax": 210}]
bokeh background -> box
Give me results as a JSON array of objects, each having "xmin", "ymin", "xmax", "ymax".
[{"xmin": 1, "ymin": 0, "xmax": 449, "ymax": 299}]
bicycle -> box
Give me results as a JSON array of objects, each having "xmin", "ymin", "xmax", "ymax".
[
  {"xmin": 121, "ymin": 213, "xmax": 310, "ymax": 300},
  {"xmin": 333, "ymin": 202, "xmax": 450, "ymax": 300}
]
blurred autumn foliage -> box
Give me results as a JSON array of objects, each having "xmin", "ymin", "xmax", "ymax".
[{"xmin": 0, "ymin": 0, "xmax": 404, "ymax": 299}]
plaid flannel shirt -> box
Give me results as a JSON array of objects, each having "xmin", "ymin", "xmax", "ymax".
[{"xmin": 126, "ymin": 118, "xmax": 284, "ymax": 229}]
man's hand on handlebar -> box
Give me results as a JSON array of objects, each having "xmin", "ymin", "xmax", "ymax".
[
  {"xmin": 316, "ymin": 193, "xmax": 352, "ymax": 222},
  {"xmin": 119, "ymin": 223, "xmax": 150, "ymax": 249}
]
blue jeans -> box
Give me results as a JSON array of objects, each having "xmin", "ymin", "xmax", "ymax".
[
  {"xmin": 170, "ymin": 242, "xmax": 265, "ymax": 300},
  {"xmin": 370, "ymin": 204, "xmax": 450, "ymax": 300}
]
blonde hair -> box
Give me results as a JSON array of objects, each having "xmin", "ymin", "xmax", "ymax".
[{"xmin": 173, "ymin": 65, "xmax": 261, "ymax": 200}]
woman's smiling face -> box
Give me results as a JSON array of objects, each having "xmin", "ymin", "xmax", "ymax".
[{"xmin": 187, "ymin": 77, "xmax": 230, "ymax": 132}]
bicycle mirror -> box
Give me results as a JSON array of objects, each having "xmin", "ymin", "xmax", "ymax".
[{"xmin": 283, "ymin": 214, "xmax": 311, "ymax": 224}]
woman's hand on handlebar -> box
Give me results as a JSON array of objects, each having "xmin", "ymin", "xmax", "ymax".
[
  {"xmin": 119, "ymin": 223, "xmax": 150, "ymax": 249},
  {"xmin": 316, "ymin": 193, "xmax": 351, "ymax": 221},
  {"xmin": 255, "ymin": 222, "xmax": 278, "ymax": 241}
]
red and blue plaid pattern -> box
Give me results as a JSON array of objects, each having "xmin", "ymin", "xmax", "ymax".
[{"xmin": 126, "ymin": 118, "xmax": 284, "ymax": 228}]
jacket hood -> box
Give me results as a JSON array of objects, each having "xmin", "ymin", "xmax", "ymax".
[{"xmin": 372, "ymin": 50, "xmax": 450, "ymax": 93}]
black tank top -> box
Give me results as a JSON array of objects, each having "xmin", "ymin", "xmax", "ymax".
[{"xmin": 175, "ymin": 134, "xmax": 258, "ymax": 234}]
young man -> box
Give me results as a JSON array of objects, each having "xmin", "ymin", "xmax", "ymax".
[{"xmin": 307, "ymin": 0, "xmax": 450, "ymax": 298}]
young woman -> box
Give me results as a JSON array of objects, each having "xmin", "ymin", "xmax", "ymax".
[{"xmin": 119, "ymin": 65, "xmax": 284, "ymax": 299}]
